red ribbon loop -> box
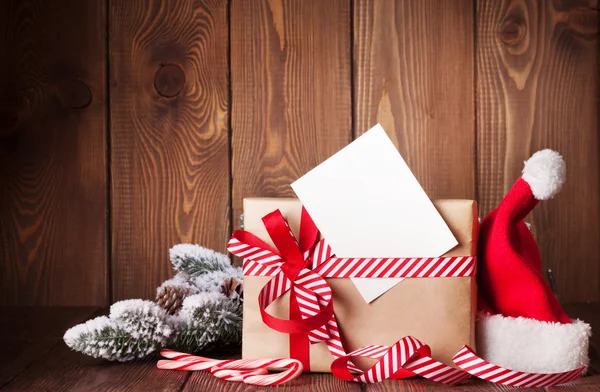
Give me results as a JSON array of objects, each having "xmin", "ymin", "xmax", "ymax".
[
  {"xmin": 230, "ymin": 208, "xmax": 335, "ymax": 340},
  {"xmin": 258, "ymin": 271, "xmax": 334, "ymax": 334},
  {"xmin": 262, "ymin": 210, "xmax": 307, "ymax": 281}
]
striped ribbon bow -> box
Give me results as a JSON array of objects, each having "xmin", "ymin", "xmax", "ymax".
[{"xmin": 227, "ymin": 208, "xmax": 354, "ymax": 372}]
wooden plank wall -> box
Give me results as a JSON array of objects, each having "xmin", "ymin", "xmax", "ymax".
[
  {"xmin": 230, "ymin": 0, "xmax": 352, "ymax": 231},
  {"xmin": 354, "ymin": 0, "xmax": 476, "ymax": 200},
  {"xmin": 0, "ymin": 0, "xmax": 598, "ymax": 306},
  {"xmin": 0, "ymin": 0, "xmax": 107, "ymax": 305},
  {"xmin": 109, "ymin": 0, "xmax": 230, "ymax": 301}
]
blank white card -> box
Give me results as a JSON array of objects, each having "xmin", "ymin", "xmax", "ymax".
[{"xmin": 291, "ymin": 124, "xmax": 458, "ymax": 302}]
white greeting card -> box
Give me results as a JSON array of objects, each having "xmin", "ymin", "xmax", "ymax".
[{"xmin": 291, "ymin": 124, "xmax": 458, "ymax": 303}]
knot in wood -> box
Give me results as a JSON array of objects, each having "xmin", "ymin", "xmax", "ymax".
[
  {"xmin": 499, "ymin": 18, "xmax": 525, "ymax": 46},
  {"xmin": 57, "ymin": 79, "xmax": 92, "ymax": 109},
  {"xmin": 154, "ymin": 64, "xmax": 185, "ymax": 98}
]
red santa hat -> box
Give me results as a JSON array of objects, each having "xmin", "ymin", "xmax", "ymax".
[{"xmin": 476, "ymin": 149, "xmax": 591, "ymax": 374}]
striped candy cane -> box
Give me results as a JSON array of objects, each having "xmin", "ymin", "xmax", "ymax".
[{"xmin": 157, "ymin": 349, "xmax": 303, "ymax": 386}]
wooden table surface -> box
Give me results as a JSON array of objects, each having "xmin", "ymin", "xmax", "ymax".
[{"xmin": 1, "ymin": 304, "xmax": 599, "ymax": 391}]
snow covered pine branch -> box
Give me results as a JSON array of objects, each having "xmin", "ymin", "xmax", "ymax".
[{"xmin": 64, "ymin": 244, "xmax": 243, "ymax": 361}]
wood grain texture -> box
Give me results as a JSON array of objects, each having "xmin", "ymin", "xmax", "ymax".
[
  {"xmin": 110, "ymin": 0, "xmax": 230, "ymax": 300},
  {"xmin": 184, "ymin": 372, "xmax": 361, "ymax": 392},
  {"xmin": 230, "ymin": 0, "xmax": 353, "ymax": 238},
  {"xmin": 354, "ymin": 0, "xmax": 476, "ymax": 200},
  {"xmin": 0, "ymin": 0, "xmax": 107, "ymax": 305},
  {"xmin": 1, "ymin": 345, "xmax": 189, "ymax": 391},
  {"xmin": 0, "ymin": 307, "xmax": 99, "ymax": 388},
  {"xmin": 545, "ymin": 376, "xmax": 600, "ymax": 391},
  {"xmin": 476, "ymin": 0, "xmax": 599, "ymax": 303}
]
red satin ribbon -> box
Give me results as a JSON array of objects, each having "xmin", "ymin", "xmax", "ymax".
[
  {"xmin": 259, "ymin": 291, "xmax": 333, "ymax": 334},
  {"xmin": 289, "ymin": 289, "xmax": 310, "ymax": 371},
  {"xmin": 262, "ymin": 211, "xmax": 306, "ymax": 281}
]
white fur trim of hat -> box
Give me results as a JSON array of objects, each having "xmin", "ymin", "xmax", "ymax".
[{"xmin": 476, "ymin": 313, "xmax": 591, "ymax": 374}]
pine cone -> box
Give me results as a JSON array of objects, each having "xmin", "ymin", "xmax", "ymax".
[
  {"xmin": 221, "ymin": 277, "xmax": 243, "ymax": 299},
  {"xmin": 156, "ymin": 285, "xmax": 190, "ymax": 315}
]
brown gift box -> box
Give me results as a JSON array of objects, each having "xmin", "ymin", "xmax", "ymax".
[{"xmin": 242, "ymin": 197, "xmax": 478, "ymax": 372}]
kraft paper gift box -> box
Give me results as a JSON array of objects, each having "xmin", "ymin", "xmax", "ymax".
[{"xmin": 241, "ymin": 197, "xmax": 478, "ymax": 373}]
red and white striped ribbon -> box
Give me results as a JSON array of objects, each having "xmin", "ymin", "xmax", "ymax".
[
  {"xmin": 228, "ymin": 237, "xmax": 282, "ymax": 276},
  {"xmin": 331, "ymin": 336, "xmax": 470, "ymax": 385},
  {"xmin": 292, "ymin": 271, "xmax": 361, "ymax": 373},
  {"xmin": 453, "ymin": 346, "xmax": 585, "ymax": 387},
  {"xmin": 254, "ymin": 261, "xmax": 362, "ymax": 372},
  {"xmin": 239, "ymin": 239, "xmax": 476, "ymax": 279},
  {"xmin": 157, "ymin": 349, "xmax": 303, "ymax": 386},
  {"xmin": 229, "ymin": 237, "xmax": 362, "ymax": 371}
]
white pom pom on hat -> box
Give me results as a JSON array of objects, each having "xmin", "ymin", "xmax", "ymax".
[{"xmin": 521, "ymin": 149, "xmax": 566, "ymax": 200}]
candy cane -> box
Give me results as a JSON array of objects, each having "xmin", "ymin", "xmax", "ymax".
[{"xmin": 156, "ymin": 349, "xmax": 303, "ymax": 386}]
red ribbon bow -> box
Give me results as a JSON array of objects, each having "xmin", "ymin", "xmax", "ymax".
[{"xmin": 229, "ymin": 208, "xmax": 336, "ymax": 370}]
